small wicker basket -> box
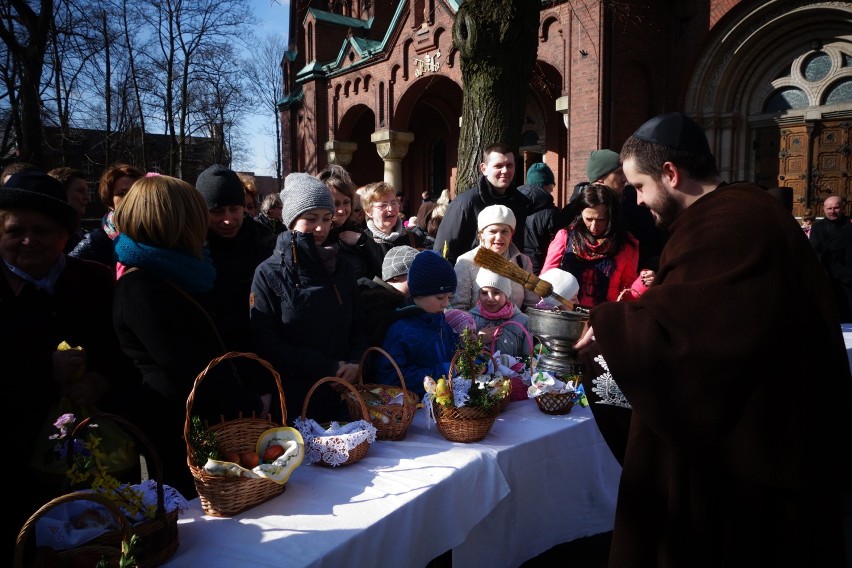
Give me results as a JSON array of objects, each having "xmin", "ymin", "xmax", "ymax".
[
  {"xmin": 185, "ymin": 352, "xmax": 289, "ymax": 517},
  {"xmin": 534, "ymin": 391, "xmax": 576, "ymax": 415},
  {"xmin": 344, "ymin": 347, "xmax": 420, "ymax": 441},
  {"xmin": 69, "ymin": 413, "xmax": 179, "ymax": 566},
  {"xmin": 300, "ymin": 376, "xmax": 375, "ymax": 467},
  {"xmin": 15, "ymin": 491, "xmax": 131, "ymax": 568}
]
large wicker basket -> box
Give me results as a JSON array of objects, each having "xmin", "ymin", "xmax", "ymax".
[
  {"xmin": 343, "ymin": 347, "xmax": 420, "ymax": 441},
  {"xmin": 69, "ymin": 413, "xmax": 179, "ymax": 566},
  {"xmin": 300, "ymin": 377, "xmax": 374, "ymax": 467},
  {"xmin": 432, "ymin": 351, "xmax": 500, "ymax": 443},
  {"xmin": 15, "ymin": 491, "xmax": 131, "ymax": 568},
  {"xmin": 432, "ymin": 401, "xmax": 499, "ymax": 443},
  {"xmin": 185, "ymin": 352, "xmax": 288, "ymax": 517}
]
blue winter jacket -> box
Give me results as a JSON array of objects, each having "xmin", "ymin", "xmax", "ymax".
[{"xmin": 376, "ymin": 305, "xmax": 458, "ymax": 397}]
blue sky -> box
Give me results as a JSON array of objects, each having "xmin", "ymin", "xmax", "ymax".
[{"xmin": 241, "ymin": 0, "xmax": 290, "ymax": 177}]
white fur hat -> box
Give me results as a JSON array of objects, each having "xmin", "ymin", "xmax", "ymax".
[
  {"xmin": 475, "ymin": 269, "xmax": 513, "ymax": 298},
  {"xmin": 538, "ymin": 269, "xmax": 579, "ymax": 307},
  {"xmin": 477, "ymin": 205, "xmax": 516, "ymax": 231}
]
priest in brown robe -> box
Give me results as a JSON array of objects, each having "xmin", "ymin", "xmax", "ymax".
[{"xmin": 576, "ymin": 112, "xmax": 852, "ymax": 567}]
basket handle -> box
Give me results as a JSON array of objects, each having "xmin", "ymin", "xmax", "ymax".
[
  {"xmin": 301, "ymin": 376, "xmax": 370, "ymax": 422},
  {"xmin": 357, "ymin": 346, "xmax": 408, "ymax": 393},
  {"xmin": 184, "ymin": 351, "xmax": 287, "ymax": 463},
  {"xmin": 69, "ymin": 413, "xmax": 168, "ymax": 522},
  {"xmin": 14, "ymin": 491, "xmax": 132, "ymax": 568},
  {"xmin": 448, "ymin": 347, "xmax": 500, "ymax": 390},
  {"xmin": 489, "ymin": 320, "xmax": 534, "ymax": 355}
]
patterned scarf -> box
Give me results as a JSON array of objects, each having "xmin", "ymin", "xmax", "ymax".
[
  {"xmin": 367, "ymin": 218, "xmax": 405, "ymax": 244},
  {"xmin": 114, "ymin": 233, "xmax": 216, "ymax": 294},
  {"xmin": 477, "ymin": 299, "xmax": 516, "ymax": 321},
  {"xmin": 102, "ymin": 210, "xmax": 119, "ymax": 240},
  {"xmin": 560, "ymin": 225, "xmax": 616, "ymax": 306}
]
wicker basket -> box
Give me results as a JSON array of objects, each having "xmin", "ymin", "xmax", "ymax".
[
  {"xmin": 68, "ymin": 413, "xmax": 179, "ymax": 567},
  {"xmin": 300, "ymin": 377, "xmax": 374, "ymax": 467},
  {"xmin": 185, "ymin": 352, "xmax": 289, "ymax": 517},
  {"xmin": 534, "ymin": 391, "xmax": 576, "ymax": 415},
  {"xmin": 432, "ymin": 401, "xmax": 499, "ymax": 443},
  {"xmin": 344, "ymin": 347, "xmax": 420, "ymax": 441},
  {"xmin": 15, "ymin": 491, "xmax": 131, "ymax": 568}
]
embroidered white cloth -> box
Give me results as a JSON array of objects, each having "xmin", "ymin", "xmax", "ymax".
[
  {"xmin": 590, "ymin": 353, "xmax": 632, "ymax": 409},
  {"xmin": 294, "ymin": 418, "xmax": 377, "ymax": 466}
]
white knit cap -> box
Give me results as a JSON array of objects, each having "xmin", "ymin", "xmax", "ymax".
[
  {"xmin": 475, "ymin": 269, "xmax": 513, "ymax": 298},
  {"xmin": 477, "ymin": 205, "xmax": 516, "ymax": 231},
  {"xmin": 538, "ymin": 269, "xmax": 580, "ymax": 307}
]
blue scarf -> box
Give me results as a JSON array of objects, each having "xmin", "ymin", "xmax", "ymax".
[{"xmin": 114, "ymin": 233, "xmax": 216, "ymax": 294}]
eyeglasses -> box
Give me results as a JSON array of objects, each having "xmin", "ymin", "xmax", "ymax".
[{"xmin": 372, "ymin": 200, "xmax": 400, "ymax": 210}]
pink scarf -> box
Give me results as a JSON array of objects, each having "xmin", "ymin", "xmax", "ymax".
[{"xmin": 477, "ymin": 300, "xmax": 515, "ymax": 321}]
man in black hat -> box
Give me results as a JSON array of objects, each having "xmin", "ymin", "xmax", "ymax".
[
  {"xmin": 575, "ymin": 112, "xmax": 852, "ymax": 567},
  {"xmin": 1, "ymin": 170, "xmax": 137, "ymax": 549}
]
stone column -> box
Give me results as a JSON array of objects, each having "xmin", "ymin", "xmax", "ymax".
[
  {"xmin": 370, "ymin": 129, "xmax": 414, "ymax": 190},
  {"xmin": 324, "ymin": 140, "xmax": 358, "ymax": 167},
  {"xmin": 556, "ymin": 96, "xmax": 570, "ymax": 129}
]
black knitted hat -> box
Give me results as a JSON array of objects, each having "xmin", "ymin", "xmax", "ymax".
[
  {"xmin": 407, "ymin": 250, "xmax": 457, "ymax": 298},
  {"xmin": 0, "ymin": 170, "xmax": 78, "ymax": 233},
  {"xmin": 195, "ymin": 164, "xmax": 245, "ymax": 210}
]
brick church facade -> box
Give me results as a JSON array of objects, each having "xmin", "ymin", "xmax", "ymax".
[{"xmin": 279, "ymin": 0, "xmax": 851, "ymax": 218}]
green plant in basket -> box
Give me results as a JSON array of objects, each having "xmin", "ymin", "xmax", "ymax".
[
  {"xmin": 51, "ymin": 413, "xmax": 154, "ymax": 521},
  {"xmin": 425, "ymin": 328, "xmax": 509, "ymax": 411}
]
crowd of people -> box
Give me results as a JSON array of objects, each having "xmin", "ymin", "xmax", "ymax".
[{"xmin": 3, "ymin": 111, "xmax": 850, "ymax": 564}]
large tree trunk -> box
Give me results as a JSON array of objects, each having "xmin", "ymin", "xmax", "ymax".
[
  {"xmin": 452, "ymin": 0, "xmax": 540, "ymax": 193},
  {"xmin": 0, "ymin": 0, "xmax": 54, "ymax": 166}
]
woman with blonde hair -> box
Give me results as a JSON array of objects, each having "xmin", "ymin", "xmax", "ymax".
[{"xmin": 112, "ymin": 175, "xmax": 269, "ymax": 497}]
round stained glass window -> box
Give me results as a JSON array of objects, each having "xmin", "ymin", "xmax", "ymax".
[{"xmin": 803, "ymin": 52, "xmax": 831, "ymax": 82}]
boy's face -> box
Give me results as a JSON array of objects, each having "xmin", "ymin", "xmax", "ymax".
[{"xmin": 414, "ymin": 293, "xmax": 452, "ymax": 314}]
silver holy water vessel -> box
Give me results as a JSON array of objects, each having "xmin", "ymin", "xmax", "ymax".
[{"xmin": 525, "ymin": 306, "xmax": 590, "ymax": 379}]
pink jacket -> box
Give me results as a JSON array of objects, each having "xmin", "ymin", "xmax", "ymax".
[{"xmin": 541, "ymin": 229, "xmax": 639, "ymax": 307}]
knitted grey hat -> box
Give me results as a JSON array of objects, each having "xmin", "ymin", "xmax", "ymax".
[
  {"xmin": 382, "ymin": 245, "xmax": 419, "ymax": 281},
  {"xmin": 279, "ymin": 173, "xmax": 335, "ymax": 228},
  {"xmin": 195, "ymin": 164, "xmax": 245, "ymax": 209}
]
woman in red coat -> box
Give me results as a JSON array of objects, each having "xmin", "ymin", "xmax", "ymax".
[{"xmin": 541, "ymin": 183, "xmax": 639, "ymax": 309}]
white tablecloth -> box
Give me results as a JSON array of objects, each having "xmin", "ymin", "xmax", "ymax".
[{"xmin": 162, "ymin": 400, "xmax": 621, "ymax": 568}]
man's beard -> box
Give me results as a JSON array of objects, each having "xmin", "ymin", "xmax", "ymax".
[{"xmin": 648, "ymin": 191, "xmax": 681, "ymax": 229}]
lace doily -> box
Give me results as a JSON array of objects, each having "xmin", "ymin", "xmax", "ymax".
[
  {"xmin": 590, "ymin": 354, "xmax": 632, "ymax": 409},
  {"xmin": 294, "ymin": 418, "xmax": 377, "ymax": 467}
]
